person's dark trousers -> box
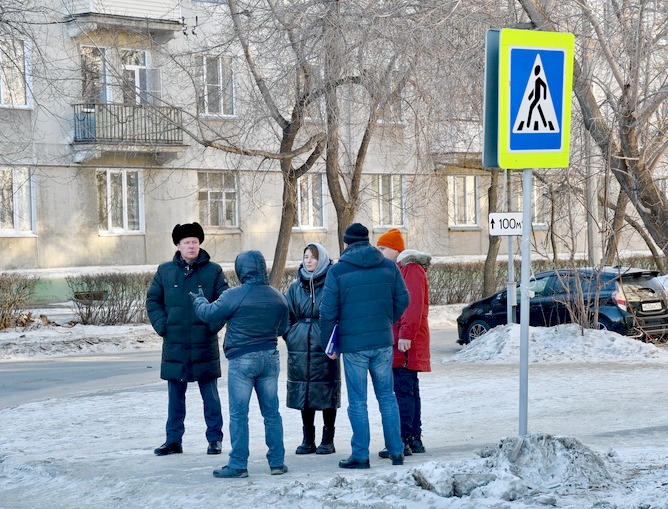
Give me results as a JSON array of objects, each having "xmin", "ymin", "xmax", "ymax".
[
  {"xmin": 166, "ymin": 379, "xmax": 224, "ymax": 444},
  {"xmin": 392, "ymin": 367, "xmax": 421, "ymax": 440},
  {"xmin": 301, "ymin": 408, "xmax": 337, "ymax": 429}
]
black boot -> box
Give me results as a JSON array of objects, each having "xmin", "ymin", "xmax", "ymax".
[
  {"xmin": 315, "ymin": 426, "xmax": 335, "ymax": 455},
  {"xmin": 295, "ymin": 425, "xmax": 316, "ymax": 454},
  {"xmin": 409, "ymin": 435, "xmax": 426, "ymax": 453}
]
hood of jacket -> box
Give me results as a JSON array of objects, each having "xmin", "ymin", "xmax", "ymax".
[
  {"xmin": 397, "ymin": 249, "xmax": 432, "ymax": 270},
  {"xmin": 339, "ymin": 241, "xmax": 385, "ymax": 268},
  {"xmin": 235, "ymin": 250, "xmax": 269, "ymax": 285}
]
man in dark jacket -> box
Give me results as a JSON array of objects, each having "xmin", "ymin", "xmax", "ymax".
[
  {"xmin": 320, "ymin": 223, "xmax": 409, "ymax": 469},
  {"xmin": 146, "ymin": 222, "xmax": 229, "ymax": 457},
  {"xmin": 193, "ymin": 250, "xmax": 290, "ymax": 479}
]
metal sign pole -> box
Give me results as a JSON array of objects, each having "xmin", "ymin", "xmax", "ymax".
[
  {"xmin": 519, "ymin": 168, "xmax": 532, "ymax": 436},
  {"xmin": 507, "ymin": 169, "xmax": 516, "ymax": 324}
]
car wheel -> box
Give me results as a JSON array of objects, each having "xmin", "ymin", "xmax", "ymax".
[
  {"xmin": 596, "ymin": 317, "xmax": 612, "ymax": 331},
  {"xmin": 465, "ymin": 319, "xmax": 491, "ymax": 342}
]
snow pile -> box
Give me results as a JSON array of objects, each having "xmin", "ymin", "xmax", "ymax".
[
  {"xmin": 449, "ymin": 323, "xmax": 668, "ymax": 364},
  {"xmin": 0, "ymin": 323, "xmax": 160, "ymax": 359},
  {"xmin": 403, "ymin": 434, "xmax": 615, "ymax": 503},
  {"xmin": 257, "ymin": 434, "xmax": 618, "ymax": 507}
]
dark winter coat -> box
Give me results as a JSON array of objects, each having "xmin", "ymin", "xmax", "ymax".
[
  {"xmin": 146, "ymin": 249, "xmax": 229, "ymax": 382},
  {"xmin": 284, "ymin": 265, "xmax": 341, "ymax": 410},
  {"xmin": 193, "ymin": 250, "xmax": 290, "ymax": 360},
  {"xmin": 393, "ymin": 250, "xmax": 432, "ymax": 372},
  {"xmin": 320, "ymin": 241, "xmax": 409, "ymax": 353}
]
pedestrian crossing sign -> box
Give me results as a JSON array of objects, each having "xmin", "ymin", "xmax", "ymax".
[{"xmin": 497, "ymin": 29, "xmax": 575, "ymax": 169}]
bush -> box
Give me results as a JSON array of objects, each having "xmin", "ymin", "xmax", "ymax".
[
  {"xmin": 67, "ymin": 272, "xmax": 154, "ymax": 325},
  {"xmin": 0, "ymin": 273, "xmax": 39, "ymax": 329}
]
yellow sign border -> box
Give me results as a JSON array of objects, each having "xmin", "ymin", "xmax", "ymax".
[{"xmin": 498, "ymin": 29, "xmax": 575, "ymax": 169}]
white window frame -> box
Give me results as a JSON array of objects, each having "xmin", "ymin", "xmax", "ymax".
[
  {"xmin": 294, "ymin": 173, "xmax": 325, "ymax": 230},
  {"xmin": 200, "ymin": 55, "xmax": 235, "ymax": 117},
  {"xmin": 508, "ymin": 176, "xmax": 549, "ymax": 227},
  {"xmin": 197, "ymin": 171, "xmax": 239, "ymax": 228},
  {"xmin": 121, "ymin": 49, "xmax": 160, "ymax": 106},
  {"xmin": 0, "ymin": 38, "xmax": 32, "ymax": 109},
  {"xmin": 373, "ymin": 174, "xmax": 405, "ymax": 227},
  {"xmin": 0, "ymin": 167, "xmax": 34, "ymax": 234},
  {"xmin": 97, "ymin": 169, "xmax": 144, "ymax": 234},
  {"xmin": 448, "ymin": 175, "xmax": 479, "ymax": 228}
]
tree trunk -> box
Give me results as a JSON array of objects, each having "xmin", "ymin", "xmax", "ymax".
[
  {"xmin": 269, "ymin": 173, "xmax": 298, "ymax": 287},
  {"xmin": 602, "ymin": 191, "xmax": 628, "ymax": 265}
]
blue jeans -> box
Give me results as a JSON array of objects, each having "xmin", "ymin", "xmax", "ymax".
[
  {"xmin": 166, "ymin": 378, "xmax": 223, "ymax": 444},
  {"xmin": 343, "ymin": 346, "xmax": 403, "ymax": 460},
  {"xmin": 227, "ymin": 349, "xmax": 285, "ymax": 469},
  {"xmin": 393, "ymin": 367, "xmax": 422, "ymax": 439}
]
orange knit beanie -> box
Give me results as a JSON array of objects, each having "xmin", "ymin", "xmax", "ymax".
[{"xmin": 376, "ymin": 228, "xmax": 405, "ymax": 252}]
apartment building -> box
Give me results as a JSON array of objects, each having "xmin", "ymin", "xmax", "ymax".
[{"xmin": 1, "ymin": 1, "xmax": 598, "ymax": 272}]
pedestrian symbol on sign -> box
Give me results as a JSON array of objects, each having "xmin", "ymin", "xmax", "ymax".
[{"xmin": 512, "ymin": 54, "xmax": 560, "ymax": 134}]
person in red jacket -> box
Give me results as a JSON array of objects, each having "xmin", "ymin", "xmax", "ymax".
[{"xmin": 376, "ymin": 228, "xmax": 431, "ymax": 457}]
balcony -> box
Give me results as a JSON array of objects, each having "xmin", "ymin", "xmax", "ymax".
[
  {"xmin": 63, "ymin": 1, "xmax": 181, "ymax": 41},
  {"xmin": 72, "ymin": 103, "xmax": 185, "ymax": 164}
]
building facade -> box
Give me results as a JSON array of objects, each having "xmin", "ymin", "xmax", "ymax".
[{"xmin": 0, "ymin": 1, "xmax": 615, "ymax": 273}]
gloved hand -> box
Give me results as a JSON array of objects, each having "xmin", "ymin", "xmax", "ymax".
[
  {"xmin": 397, "ymin": 338, "xmax": 412, "ymax": 352},
  {"xmin": 189, "ymin": 288, "xmax": 205, "ymax": 301}
]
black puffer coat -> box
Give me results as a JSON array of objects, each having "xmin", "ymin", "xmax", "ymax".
[
  {"xmin": 284, "ymin": 266, "xmax": 341, "ymax": 410},
  {"xmin": 146, "ymin": 249, "xmax": 228, "ymax": 382}
]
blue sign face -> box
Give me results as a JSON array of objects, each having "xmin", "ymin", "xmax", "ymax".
[{"xmin": 509, "ymin": 48, "xmax": 565, "ymax": 152}]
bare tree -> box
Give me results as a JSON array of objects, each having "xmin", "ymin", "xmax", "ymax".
[{"xmin": 518, "ymin": 0, "xmax": 668, "ymax": 267}]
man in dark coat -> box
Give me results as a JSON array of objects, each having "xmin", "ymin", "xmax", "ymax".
[
  {"xmin": 193, "ymin": 250, "xmax": 290, "ymax": 479},
  {"xmin": 146, "ymin": 222, "xmax": 229, "ymax": 457},
  {"xmin": 320, "ymin": 223, "xmax": 409, "ymax": 469}
]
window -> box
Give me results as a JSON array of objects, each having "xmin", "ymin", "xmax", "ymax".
[
  {"xmin": 200, "ymin": 56, "xmax": 235, "ymax": 116},
  {"xmin": 0, "ymin": 167, "xmax": 33, "ymax": 233},
  {"xmin": 532, "ymin": 181, "xmax": 549, "ymax": 225},
  {"xmin": 81, "ymin": 46, "xmax": 108, "ymax": 104},
  {"xmin": 295, "ymin": 173, "xmax": 324, "ymax": 228},
  {"xmin": 509, "ymin": 178, "xmax": 549, "ymax": 226},
  {"xmin": 0, "ymin": 38, "xmax": 28, "ymax": 107},
  {"xmin": 373, "ymin": 174, "xmax": 404, "ymax": 227},
  {"xmin": 97, "ymin": 169, "xmax": 142, "ymax": 233},
  {"xmin": 198, "ymin": 171, "xmax": 238, "ymax": 227},
  {"xmin": 448, "ymin": 175, "xmax": 478, "ymax": 227},
  {"xmin": 121, "ymin": 50, "xmax": 161, "ymax": 105}
]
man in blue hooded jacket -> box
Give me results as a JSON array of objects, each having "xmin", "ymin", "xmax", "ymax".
[
  {"xmin": 193, "ymin": 250, "xmax": 290, "ymax": 479},
  {"xmin": 320, "ymin": 223, "xmax": 409, "ymax": 468}
]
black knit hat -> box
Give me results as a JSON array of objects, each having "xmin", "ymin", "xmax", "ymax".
[
  {"xmin": 343, "ymin": 223, "xmax": 369, "ymax": 245},
  {"xmin": 172, "ymin": 222, "xmax": 205, "ymax": 245}
]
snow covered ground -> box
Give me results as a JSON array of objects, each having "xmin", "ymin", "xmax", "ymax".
[{"xmin": 1, "ymin": 304, "xmax": 668, "ymax": 508}]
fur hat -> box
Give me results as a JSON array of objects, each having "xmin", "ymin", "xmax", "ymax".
[
  {"xmin": 377, "ymin": 228, "xmax": 405, "ymax": 253},
  {"xmin": 343, "ymin": 223, "xmax": 369, "ymax": 245},
  {"xmin": 172, "ymin": 222, "xmax": 205, "ymax": 245}
]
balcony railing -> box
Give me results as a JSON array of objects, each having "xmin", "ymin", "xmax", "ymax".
[{"xmin": 73, "ymin": 103, "xmax": 183, "ymax": 145}]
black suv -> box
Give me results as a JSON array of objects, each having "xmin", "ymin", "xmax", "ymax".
[{"xmin": 456, "ymin": 266, "xmax": 668, "ymax": 344}]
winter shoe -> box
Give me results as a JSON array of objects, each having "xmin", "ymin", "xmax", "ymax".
[
  {"xmin": 212, "ymin": 466, "xmax": 248, "ymax": 478},
  {"xmin": 207, "ymin": 440, "xmax": 222, "ymax": 455},
  {"xmin": 339, "ymin": 456, "xmax": 370, "ymax": 469},
  {"xmin": 154, "ymin": 442, "xmax": 183, "ymax": 456},
  {"xmin": 270, "ymin": 465, "xmax": 289, "ymax": 475},
  {"xmin": 391, "ymin": 454, "xmax": 404, "ymax": 466},
  {"xmin": 296, "ymin": 425, "xmax": 316, "ymax": 454},
  {"xmin": 315, "ymin": 426, "xmax": 336, "ymax": 455},
  {"xmin": 409, "ymin": 436, "xmax": 426, "ymax": 453},
  {"xmin": 379, "ymin": 440, "xmax": 412, "ymax": 459}
]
